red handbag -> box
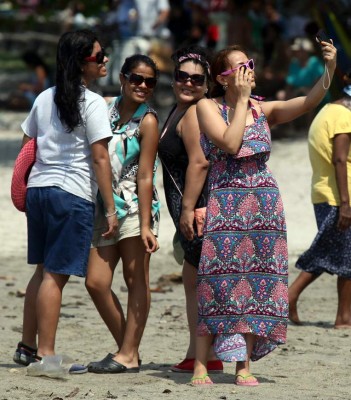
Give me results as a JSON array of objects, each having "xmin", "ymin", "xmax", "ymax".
[{"xmin": 11, "ymin": 138, "xmax": 37, "ymax": 212}]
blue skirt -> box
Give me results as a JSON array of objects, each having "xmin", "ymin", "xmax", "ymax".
[{"xmin": 296, "ymin": 203, "xmax": 351, "ymax": 279}]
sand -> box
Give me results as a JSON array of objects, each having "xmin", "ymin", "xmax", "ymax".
[{"xmin": 0, "ymin": 118, "xmax": 350, "ymax": 400}]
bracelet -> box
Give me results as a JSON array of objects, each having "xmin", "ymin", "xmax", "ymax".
[{"xmin": 105, "ymin": 209, "xmax": 117, "ymax": 218}]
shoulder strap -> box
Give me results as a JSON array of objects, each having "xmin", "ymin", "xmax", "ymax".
[
  {"xmin": 249, "ymin": 94, "xmax": 265, "ymax": 120},
  {"xmin": 211, "ymin": 98, "xmax": 223, "ymax": 113},
  {"xmin": 160, "ymin": 159, "xmax": 183, "ymax": 197}
]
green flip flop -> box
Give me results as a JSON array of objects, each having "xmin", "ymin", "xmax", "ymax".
[{"xmin": 190, "ymin": 373, "xmax": 213, "ymax": 385}]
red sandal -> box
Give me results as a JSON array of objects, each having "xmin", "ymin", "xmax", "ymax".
[{"xmin": 171, "ymin": 358, "xmax": 223, "ymax": 373}]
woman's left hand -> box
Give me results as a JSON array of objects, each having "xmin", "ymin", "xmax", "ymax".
[{"xmin": 141, "ymin": 227, "xmax": 159, "ymax": 253}]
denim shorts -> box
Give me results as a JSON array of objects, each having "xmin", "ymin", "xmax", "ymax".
[{"xmin": 26, "ymin": 186, "xmax": 94, "ymax": 277}]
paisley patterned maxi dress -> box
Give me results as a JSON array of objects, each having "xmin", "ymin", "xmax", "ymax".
[{"xmin": 197, "ymin": 100, "xmax": 288, "ymax": 362}]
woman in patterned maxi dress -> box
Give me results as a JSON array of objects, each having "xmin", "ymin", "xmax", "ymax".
[{"xmin": 191, "ymin": 43, "xmax": 337, "ymax": 386}]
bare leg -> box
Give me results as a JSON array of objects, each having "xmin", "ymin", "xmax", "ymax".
[
  {"xmin": 182, "ymin": 260, "xmax": 197, "ymax": 359},
  {"xmin": 288, "ymin": 271, "xmax": 318, "ymax": 324},
  {"xmin": 235, "ymin": 333, "xmax": 258, "ymax": 384},
  {"xmin": 113, "ymin": 236, "xmax": 150, "ymax": 368},
  {"xmin": 182, "ymin": 261, "xmax": 218, "ymax": 361},
  {"xmin": 191, "ymin": 335, "xmax": 213, "ymax": 384},
  {"xmin": 86, "ymin": 246, "xmax": 125, "ymax": 349},
  {"xmin": 334, "ymin": 277, "xmax": 351, "ymax": 328},
  {"xmin": 36, "ymin": 271, "xmax": 69, "ymax": 356},
  {"xmin": 21, "ymin": 264, "xmax": 43, "ymax": 348}
]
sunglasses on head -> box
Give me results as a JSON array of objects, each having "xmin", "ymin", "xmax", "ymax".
[
  {"xmin": 174, "ymin": 70, "xmax": 206, "ymax": 86},
  {"xmin": 220, "ymin": 59, "xmax": 255, "ymax": 76},
  {"xmin": 123, "ymin": 73, "xmax": 157, "ymax": 89},
  {"xmin": 84, "ymin": 48, "xmax": 106, "ymax": 64}
]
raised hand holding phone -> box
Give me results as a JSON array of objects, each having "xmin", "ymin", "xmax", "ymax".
[
  {"xmin": 315, "ymin": 29, "xmax": 334, "ymax": 89},
  {"xmin": 316, "ymin": 29, "xmax": 332, "ymax": 45}
]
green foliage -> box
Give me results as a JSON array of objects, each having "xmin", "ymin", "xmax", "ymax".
[{"xmin": 0, "ymin": 50, "xmax": 27, "ymax": 72}]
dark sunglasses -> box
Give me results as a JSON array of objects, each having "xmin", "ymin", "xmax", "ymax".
[
  {"xmin": 220, "ymin": 59, "xmax": 255, "ymax": 76},
  {"xmin": 84, "ymin": 48, "xmax": 106, "ymax": 64},
  {"xmin": 174, "ymin": 70, "xmax": 206, "ymax": 86},
  {"xmin": 123, "ymin": 73, "xmax": 157, "ymax": 89}
]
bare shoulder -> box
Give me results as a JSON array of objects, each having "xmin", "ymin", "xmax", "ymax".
[
  {"xmin": 197, "ymin": 97, "xmax": 214, "ymax": 107},
  {"xmin": 197, "ymin": 97, "xmax": 218, "ymax": 113},
  {"xmin": 260, "ymin": 99, "xmax": 276, "ymax": 115},
  {"xmin": 140, "ymin": 111, "xmax": 158, "ymax": 132},
  {"xmin": 183, "ymin": 103, "xmax": 197, "ymax": 120},
  {"xmin": 181, "ymin": 104, "xmax": 200, "ymax": 132}
]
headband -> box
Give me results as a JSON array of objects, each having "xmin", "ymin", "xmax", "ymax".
[
  {"xmin": 178, "ymin": 53, "xmax": 210, "ymax": 75},
  {"xmin": 343, "ymin": 84, "xmax": 351, "ymax": 97}
]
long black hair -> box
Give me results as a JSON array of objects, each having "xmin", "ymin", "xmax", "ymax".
[{"xmin": 54, "ymin": 29, "xmax": 99, "ymax": 132}]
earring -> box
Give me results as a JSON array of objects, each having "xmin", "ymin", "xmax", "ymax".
[
  {"xmin": 223, "ymin": 84, "xmax": 228, "ymax": 91},
  {"xmin": 171, "ymin": 82, "xmax": 174, "ymax": 88},
  {"xmin": 205, "ymin": 88, "xmax": 208, "ymax": 94}
]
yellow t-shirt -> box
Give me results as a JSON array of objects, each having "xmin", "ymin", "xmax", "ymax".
[{"xmin": 308, "ymin": 103, "xmax": 351, "ymax": 205}]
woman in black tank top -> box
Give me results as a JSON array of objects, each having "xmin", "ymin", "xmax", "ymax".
[{"xmin": 158, "ymin": 45, "xmax": 223, "ymax": 374}]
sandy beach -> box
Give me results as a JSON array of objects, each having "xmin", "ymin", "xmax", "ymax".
[{"xmin": 0, "ymin": 115, "xmax": 350, "ymax": 400}]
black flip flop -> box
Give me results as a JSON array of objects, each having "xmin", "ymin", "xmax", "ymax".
[{"xmin": 88, "ymin": 353, "xmax": 140, "ymax": 374}]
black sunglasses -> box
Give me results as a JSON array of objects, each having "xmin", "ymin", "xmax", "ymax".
[
  {"xmin": 84, "ymin": 48, "xmax": 106, "ymax": 64},
  {"xmin": 123, "ymin": 73, "xmax": 157, "ymax": 89},
  {"xmin": 174, "ymin": 70, "xmax": 206, "ymax": 86}
]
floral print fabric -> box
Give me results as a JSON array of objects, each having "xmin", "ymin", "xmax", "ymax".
[
  {"xmin": 197, "ymin": 102, "xmax": 288, "ymax": 362},
  {"xmin": 106, "ymin": 96, "xmax": 160, "ymax": 231},
  {"xmin": 296, "ymin": 203, "xmax": 351, "ymax": 279}
]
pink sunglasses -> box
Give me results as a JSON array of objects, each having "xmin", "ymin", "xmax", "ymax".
[{"xmin": 220, "ymin": 59, "xmax": 255, "ymax": 76}]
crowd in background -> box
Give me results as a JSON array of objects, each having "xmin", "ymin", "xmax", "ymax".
[
  {"xmin": 4, "ymin": 0, "xmax": 350, "ymax": 386},
  {"xmin": 0, "ymin": 0, "xmax": 350, "ymax": 116}
]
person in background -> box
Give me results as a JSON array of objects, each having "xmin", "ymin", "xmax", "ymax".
[
  {"xmin": 13, "ymin": 29, "xmax": 118, "ymax": 374},
  {"xmin": 158, "ymin": 45, "xmax": 223, "ymax": 373},
  {"xmin": 86, "ymin": 54, "xmax": 160, "ymax": 374},
  {"xmin": 261, "ymin": 0, "xmax": 286, "ymax": 68},
  {"xmin": 118, "ymin": 0, "xmax": 170, "ymax": 62},
  {"xmin": 283, "ymin": 37, "xmax": 326, "ymax": 99},
  {"xmin": 7, "ymin": 50, "xmax": 50, "ymax": 110},
  {"xmin": 289, "ymin": 69, "xmax": 351, "ymax": 329},
  {"xmin": 191, "ymin": 38, "xmax": 337, "ymax": 386},
  {"xmin": 167, "ymin": 0, "xmax": 192, "ymax": 50},
  {"xmin": 99, "ymin": 0, "xmax": 138, "ymax": 86},
  {"xmin": 277, "ymin": 37, "xmax": 329, "ymax": 129}
]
